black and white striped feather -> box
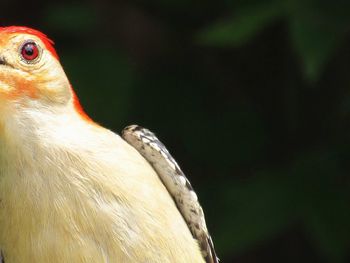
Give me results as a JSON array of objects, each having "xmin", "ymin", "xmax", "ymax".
[{"xmin": 122, "ymin": 125, "xmax": 219, "ymax": 263}]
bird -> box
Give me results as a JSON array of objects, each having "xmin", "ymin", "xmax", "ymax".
[{"xmin": 0, "ymin": 26, "xmax": 218, "ymax": 263}]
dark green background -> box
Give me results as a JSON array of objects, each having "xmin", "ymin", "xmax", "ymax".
[{"xmin": 2, "ymin": 0, "xmax": 350, "ymax": 262}]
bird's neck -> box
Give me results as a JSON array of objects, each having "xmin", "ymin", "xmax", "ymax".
[{"xmin": 1, "ymin": 103, "xmax": 93, "ymax": 150}]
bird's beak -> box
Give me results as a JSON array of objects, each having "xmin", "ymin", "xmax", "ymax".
[
  {"xmin": 0, "ymin": 55, "xmax": 16, "ymax": 95},
  {"xmin": 0, "ymin": 56, "xmax": 15, "ymax": 72},
  {"xmin": 0, "ymin": 57, "xmax": 9, "ymax": 67}
]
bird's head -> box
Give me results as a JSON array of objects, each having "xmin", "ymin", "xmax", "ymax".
[{"xmin": 0, "ymin": 26, "xmax": 90, "ymax": 135}]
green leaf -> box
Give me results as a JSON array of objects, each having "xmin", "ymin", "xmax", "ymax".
[
  {"xmin": 288, "ymin": 1, "xmax": 350, "ymax": 81},
  {"xmin": 196, "ymin": 2, "xmax": 284, "ymax": 47},
  {"xmin": 289, "ymin": 17, "xmax": 344, "ymax": 81}
]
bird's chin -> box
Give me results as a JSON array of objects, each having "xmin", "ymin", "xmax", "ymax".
[
  {"xmin": 0, "ymin": 81, "xmax": 13, "ymax": 93},
  {"xmin": 0, "ymin": 63, "xmax": 14, "ymax": 95}
]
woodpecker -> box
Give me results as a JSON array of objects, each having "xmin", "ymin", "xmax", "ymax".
[{"xmin": 0, "ymin": 26, "xmax": 218, "ymax": 263}]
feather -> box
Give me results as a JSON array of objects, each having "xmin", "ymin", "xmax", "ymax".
[{"xmin": 122, "ymin": 125, "xmax": 219, "ymax": 263}]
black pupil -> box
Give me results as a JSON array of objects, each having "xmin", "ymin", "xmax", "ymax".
[{"xmin": 24, "ymin": 44, "xmax": 34, "ymax": 56}]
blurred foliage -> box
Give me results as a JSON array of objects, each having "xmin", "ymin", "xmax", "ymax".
[
  {"xmin": 44, "ymin": 3, "xmax": 99, "ymax": 33},
  {"xmin": 2, "ymin": 0, "xmax": 350, "ymax": 262},
  {"xmin": 197, "ymin": 0, "xmax": 350, "ymax": 81}
]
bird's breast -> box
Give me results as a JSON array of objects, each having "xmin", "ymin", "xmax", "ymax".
[{"xmin": 0, "ymin": 126, "xmax": 204, "ymax": 262}]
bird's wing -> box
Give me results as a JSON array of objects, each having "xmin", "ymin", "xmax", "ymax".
[{"xmin": 122, "ymin": 125, "xmax": 219, "ymax": 263}]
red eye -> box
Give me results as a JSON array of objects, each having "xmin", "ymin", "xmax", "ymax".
[{"xmin": 21, "ymin": 42, "xmax": 39, "ymax": 61}]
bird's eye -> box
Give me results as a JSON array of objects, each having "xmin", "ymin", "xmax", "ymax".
[{"xmin": 20, "ymin": 42, "xmax": 40, "ymax": 62}]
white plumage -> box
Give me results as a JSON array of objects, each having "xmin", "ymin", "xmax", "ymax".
[{"xmin": 0, "ymin": 26, "xmax": 217, "ymax": 263}]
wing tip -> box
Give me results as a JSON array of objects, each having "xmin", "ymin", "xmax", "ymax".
[{"xmin": 207, "ymin": 235, "xmax": 219, "ymax": 263}]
